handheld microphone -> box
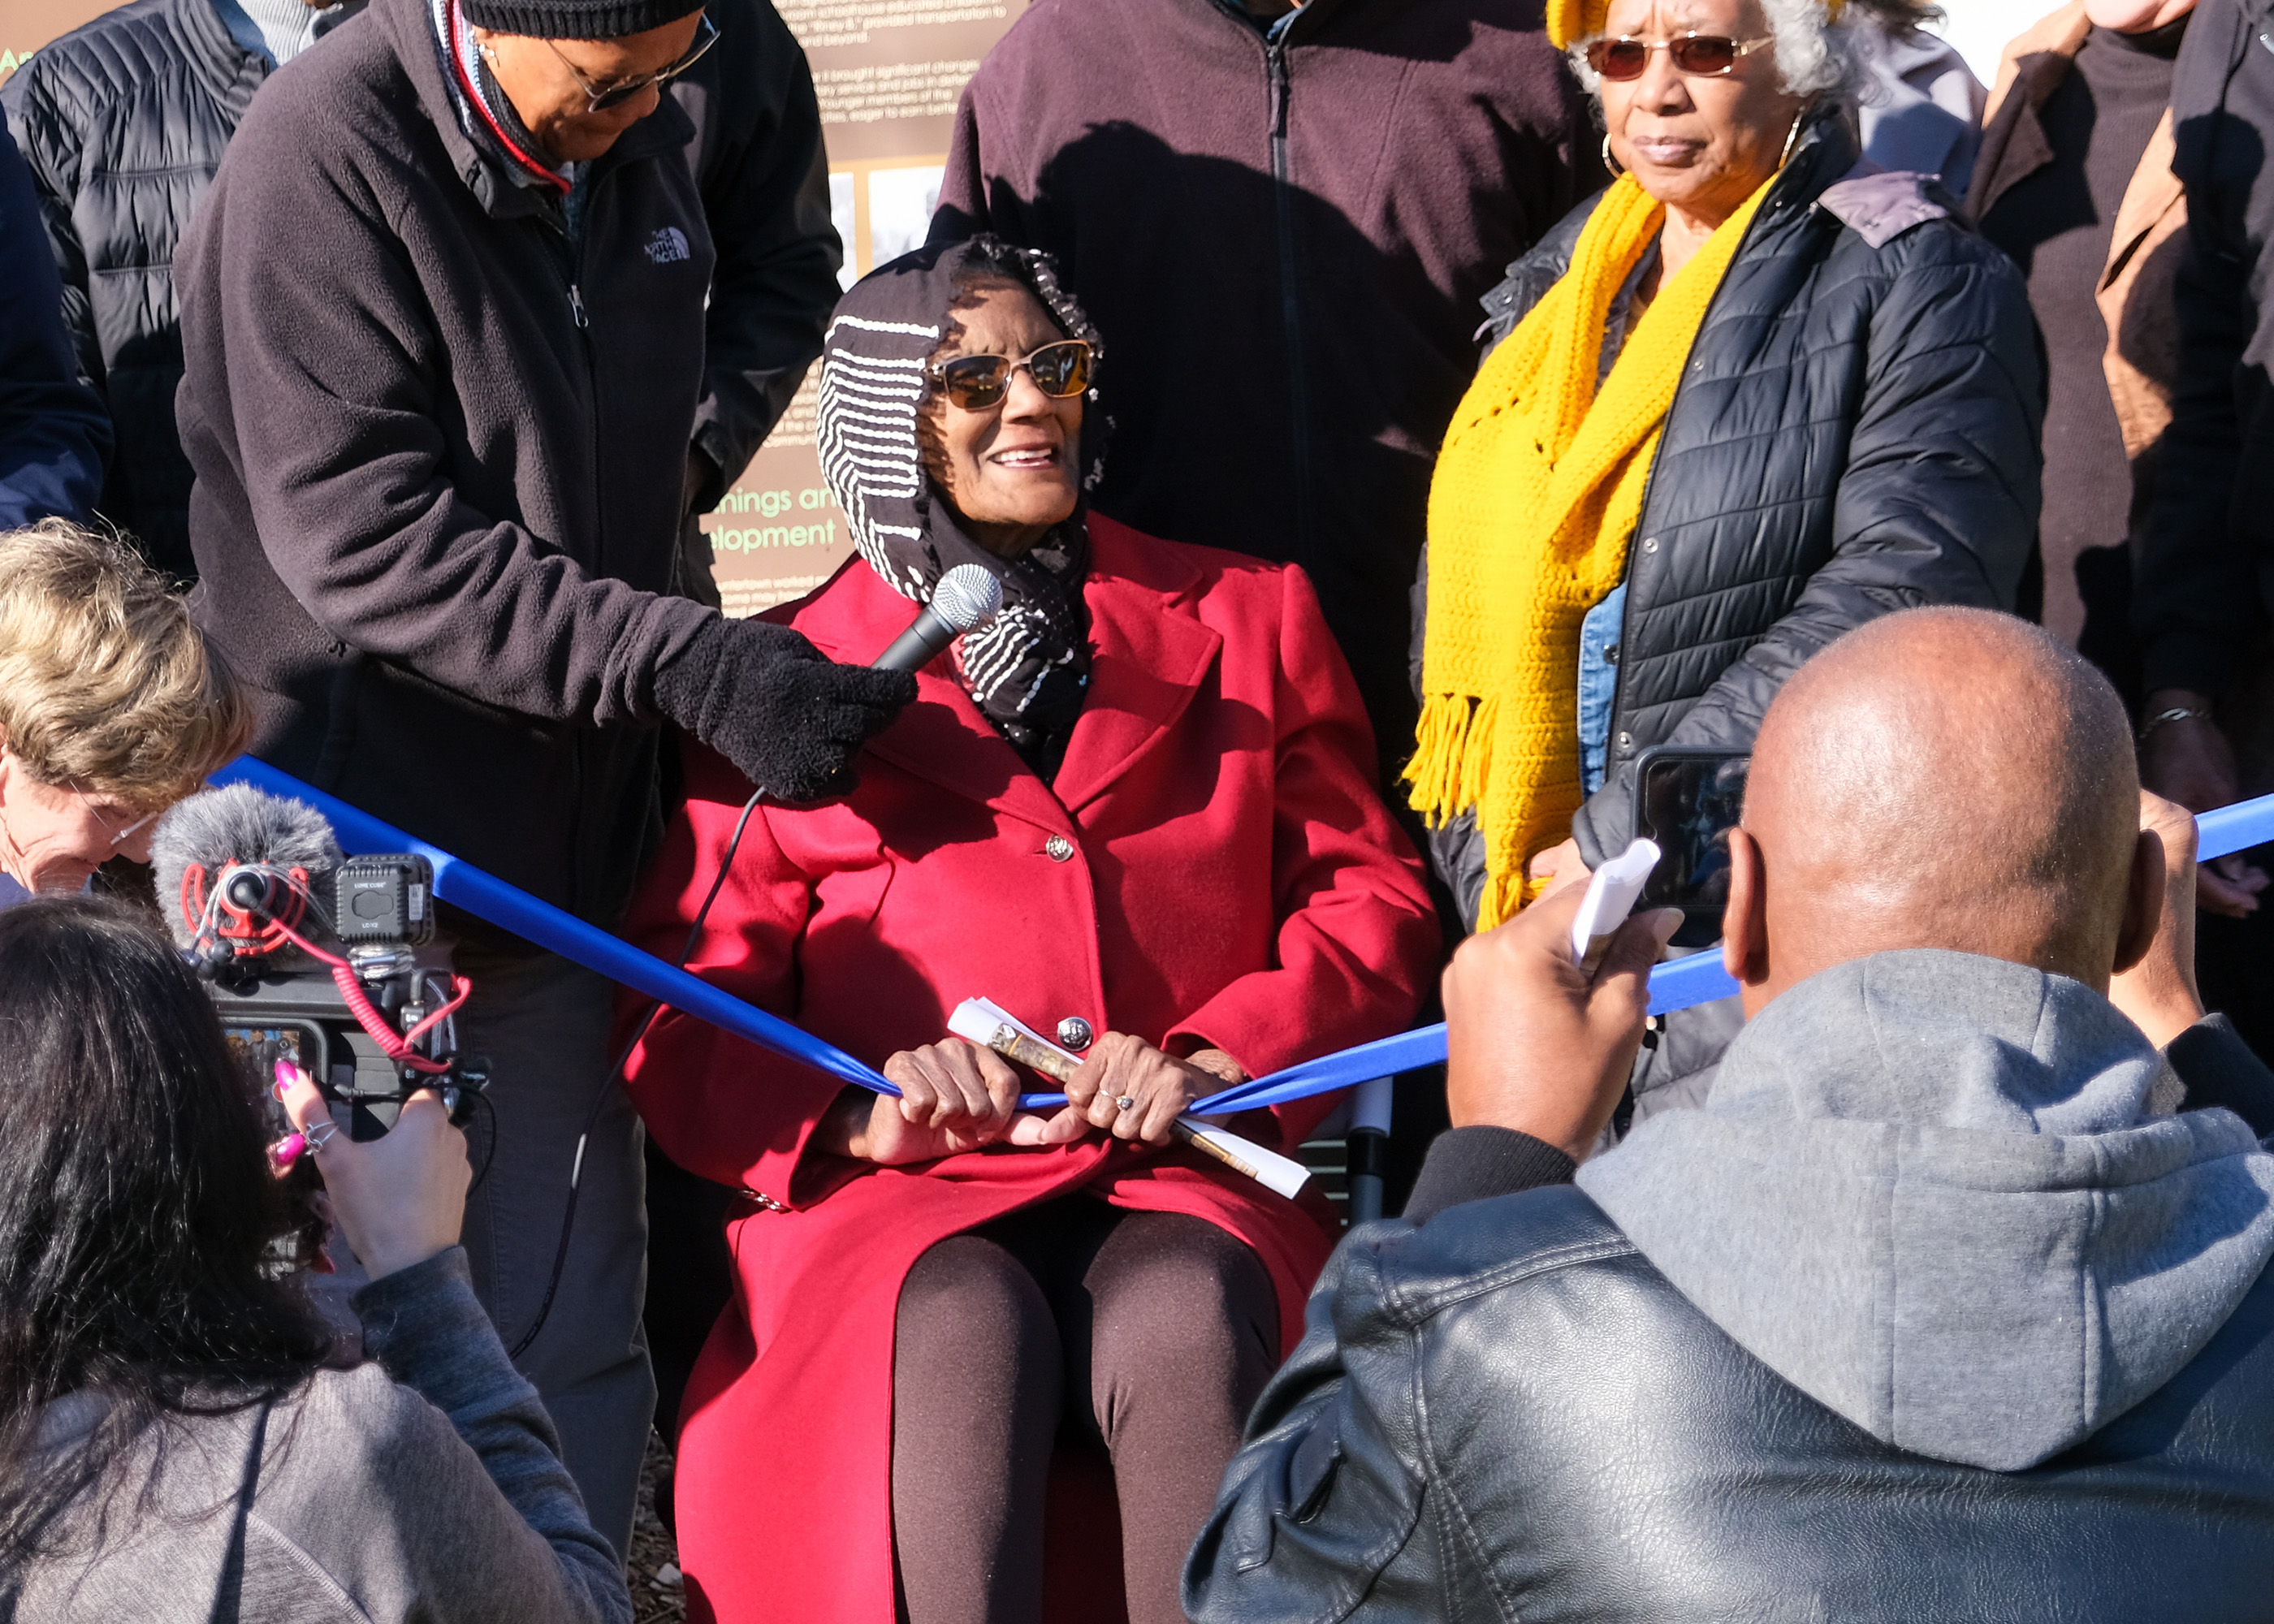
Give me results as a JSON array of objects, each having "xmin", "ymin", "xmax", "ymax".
[{"xmin": 872, "ymin": 564, "xmax": 1005, "ymax": 672}]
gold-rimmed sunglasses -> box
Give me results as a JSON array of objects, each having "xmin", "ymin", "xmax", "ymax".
[
  {"xmin": 926, "ymin": 340, "xmax": 1096, "ymax": 411},
  {"xmin": 1584, "ymin": 32, "xmax": 1774, "ymax": 79}
]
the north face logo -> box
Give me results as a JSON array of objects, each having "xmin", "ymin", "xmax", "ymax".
[{"xmin": 645, "ymin": 226, "xmax": 690, "ymax": 265}]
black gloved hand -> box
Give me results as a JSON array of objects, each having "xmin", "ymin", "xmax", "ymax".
[{"xmin": 653, "ymin": 615, "xmax": 916, "ymax": 801}]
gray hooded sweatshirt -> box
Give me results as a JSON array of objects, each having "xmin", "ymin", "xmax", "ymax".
[{"xmin": 1576, "ymin": 948, "xmax": 2274, "ymax": 1471}]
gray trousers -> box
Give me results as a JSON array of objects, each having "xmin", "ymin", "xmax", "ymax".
[{"xmin": 453, "ymin": 944, "xmax": 655, "ymax": 1564}]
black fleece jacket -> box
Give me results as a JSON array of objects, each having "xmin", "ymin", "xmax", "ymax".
[
  {"xmin": 176, "ymin": 0, "xmax": 719, "ymax": 925},
  {"xmin": 6, "ymin": 0, "xmax": 834, "ymax": 578},
  {"xmin": 932, "ymin": 0, "xmax": 1595, "ymax": 783}
]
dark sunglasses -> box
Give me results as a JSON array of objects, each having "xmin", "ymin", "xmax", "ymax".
[
  {"xmin": 1584, "ymin": 32, "xmax": 1773, "ymax": 80},
  {"xmin": 927, "ymin": 339, "xmax": 1095, "ymax": 410},
  {"xmin": 545, "ymin": 12, "xmax": 718, "ymax": 113}
]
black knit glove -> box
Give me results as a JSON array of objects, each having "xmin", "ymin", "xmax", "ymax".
[{"xmin": 653, "ymin": 616, "xmax": 915, "ymax": 801}]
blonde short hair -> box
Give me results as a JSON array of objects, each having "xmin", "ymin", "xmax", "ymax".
[{"xmin": 0, "ymin": 520, "xmax": 252, "ymax": 809}]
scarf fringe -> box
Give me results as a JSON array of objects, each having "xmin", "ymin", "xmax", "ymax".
[
  {"xmin": 1404, "ymin": 692, "xmax": 1499, "ymax": 827},
  {"xmin": 1477, "ymin": 865, "xmax": 1532, "ymax": 933}
]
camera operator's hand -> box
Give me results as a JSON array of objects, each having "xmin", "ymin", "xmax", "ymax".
[
  {"xmin": 653, "ymin": 615, "xmax": 916, "ymax": 801},
  {"xmin": 276, "ymin": 1060, "xmax": 470, "ymax": 1281},
  {"xmin": 1442, "ymin": 887, "xmax": 1681, "ymax": 1160}
]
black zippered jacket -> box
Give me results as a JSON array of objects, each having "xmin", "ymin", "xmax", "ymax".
[
  {"xmin": 668, "ymin": 0, "xmax": 841, "ymax": 510},
  {"xmin": 2132, "ymin": 0, "xmax": 2274, "ymax": 699},
  {"xmin": 1415, "ymin": 115, "xmax": 2041, "ymax": 926},
  {"xmin": 175, "ymin": 0, "xmax": 718, "ymax": 925},
  {"xmin": 6, "ymin": 0, "xmax": 834, "ymax": 581},
  {"xmin": 930, "ymin": 0, "xmax": 1594, "ymax": 780}
]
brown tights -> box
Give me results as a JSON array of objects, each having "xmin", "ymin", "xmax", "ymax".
[{"xmin": 889, "ymin": 1199, "xmax": 1279, "ymax": 1624}]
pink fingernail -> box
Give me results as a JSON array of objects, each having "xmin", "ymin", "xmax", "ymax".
[{"xmin": 268, "ymin": 1133, "xmax": 305, "ymax": 1172}]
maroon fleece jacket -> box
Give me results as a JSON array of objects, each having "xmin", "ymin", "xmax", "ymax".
[{"xmin": 932, "ymin": 0, "xmax": 1595, "ymax": 776}]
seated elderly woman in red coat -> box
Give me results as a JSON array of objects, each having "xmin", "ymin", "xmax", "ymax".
[{"xmin": 620, "ymin": 236, "xmax": 1440, "ymax": 1624}]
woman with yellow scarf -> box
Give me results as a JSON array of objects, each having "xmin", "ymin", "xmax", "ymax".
[{"xmin": 1408, "ymin": 0, "xmax": 2041, "ymax": 1116}]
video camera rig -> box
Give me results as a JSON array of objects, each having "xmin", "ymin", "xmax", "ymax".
[{"xmin": 179, "ymin": 850, "xmax": 486, "ymax": 1137}]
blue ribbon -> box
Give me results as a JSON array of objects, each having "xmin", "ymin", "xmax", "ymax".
[
  {"xmin": 211, "ymin": 759, "xmax": 901, "ymax": 1099},
  {"xmin": 213, "ymin": 758, "xmax": 2274, "ymax": 1118}
]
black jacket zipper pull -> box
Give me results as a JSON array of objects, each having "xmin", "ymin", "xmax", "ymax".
[{"xmin": 568, "ymin": 283, "xmax": 588, "ymax": 328}]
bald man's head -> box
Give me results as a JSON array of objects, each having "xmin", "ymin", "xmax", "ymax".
[{"xmin": 1726, "ymin": 609, "xmax": 2151, "ymax": 1007}]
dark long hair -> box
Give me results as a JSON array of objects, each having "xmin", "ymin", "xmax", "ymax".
[{"xmin": 0, "ymin": 896, "xmax": 327, "ymax": 1568}]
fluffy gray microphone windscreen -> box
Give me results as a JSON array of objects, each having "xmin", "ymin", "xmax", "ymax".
[
  {"xmin": 150, "ymin": 784, "xmax": 344, "ymax": 948},
  {"xmin": 932, "ymin": 563, "xmax": 1005, "ymax": 633}
]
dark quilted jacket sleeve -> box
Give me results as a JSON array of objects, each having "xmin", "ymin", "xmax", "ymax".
[
  {"xmin": 1184, "ymin": 1226, "xmax": 1450, "ymax": 1624},
  {"xmin": 0, "ymin": 116, "xmax": 108, "ymax": 527},
  {"xmin": 0, "ymin": 66, "xmax": 102, "ymax": 396},
  {"xmin": 1572, "ymin": 227, "xmax": 2041, "ymax": 864}
]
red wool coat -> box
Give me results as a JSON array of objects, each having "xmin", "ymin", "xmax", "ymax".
[{"xmin": 620, "ymin": 516, "xmax": 1439, "ymax": 1623}]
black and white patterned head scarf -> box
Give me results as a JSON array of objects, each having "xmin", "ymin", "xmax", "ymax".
[{"xmin": 816, "ymin": 236, "xmax": 1107, "ymax": 780}]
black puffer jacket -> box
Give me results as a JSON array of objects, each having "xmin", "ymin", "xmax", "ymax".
[
  {"xmin": 0, "ymin": 0, "xmax": 320, "ymax": 576},
  {"xmin": 1414, "ymin": 114, "xmax": 2040, "ymax": 921}
]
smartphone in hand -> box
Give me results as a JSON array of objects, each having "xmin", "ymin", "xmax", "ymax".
[{"xmin": 1632, "ymin": 747, "xmax": 1750, "ymax": 947}]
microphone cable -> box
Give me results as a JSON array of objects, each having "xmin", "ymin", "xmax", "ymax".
[
  {"xmin": 508, "ymin": 781, "xmax": 767, "ymax": 1360},
  {"xmin": 504, "ymin": 564, "xmax": 1000, "ymax": 1358}
]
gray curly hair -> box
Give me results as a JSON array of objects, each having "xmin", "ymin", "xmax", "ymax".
[{"xmin": 1569, "ymin": 0, "xmax": 1943, "ymax": 106}]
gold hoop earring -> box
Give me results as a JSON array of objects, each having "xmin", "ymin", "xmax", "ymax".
[
  {"xmin": 1602, "ymin": 132, "xmax": 1623, "ymax": 178},
  {"xmin": 1778, "ymin": 107, "xmax": 1806, "ymax": 168}
]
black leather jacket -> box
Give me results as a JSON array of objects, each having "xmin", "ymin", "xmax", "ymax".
[
  {"xmin": 1188, "ymin": 1016, "xmax": 2274, "ymax": 1623},
  {"xmin": 1412, "ymin": 115, "xmax": 2041, "ymax": 920}
]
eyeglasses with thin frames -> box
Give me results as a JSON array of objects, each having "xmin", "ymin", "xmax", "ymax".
[
  {"xmin": 71, "ymin": 781, "xmax": 159, "ymax": 847},
  {"xmin": 544, "ymin": 11, "xmax": 718, "ymax": 114},
  {"xmin": 1584, "ymin": 32, "xmax": 1775, "ymax": 80}
]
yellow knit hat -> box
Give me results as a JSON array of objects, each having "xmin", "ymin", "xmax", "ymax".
[{"xmin": 1548, "ymin": 0, "xmax": 1844, "ymax": 52}]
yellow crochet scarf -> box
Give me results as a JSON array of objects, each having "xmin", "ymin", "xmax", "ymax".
[{"xmin": 1405, "ymin": 171, "xmax": 1773, "ymax": 929}]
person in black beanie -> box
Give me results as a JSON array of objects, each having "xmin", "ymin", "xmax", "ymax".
[{"xmin": 174, "ymin": 0, "xmax": 911, "ymax": 1559}]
